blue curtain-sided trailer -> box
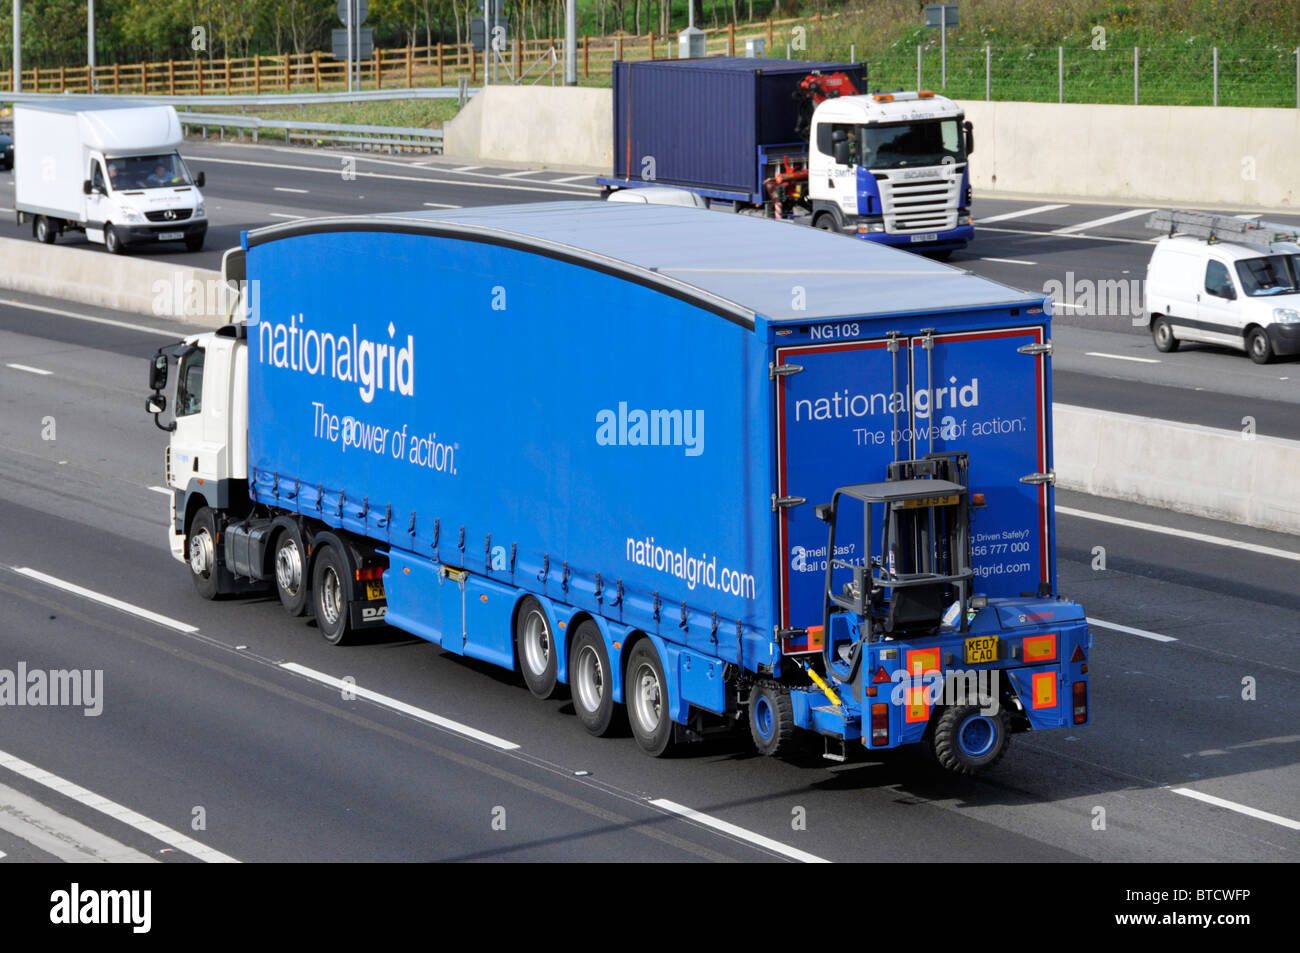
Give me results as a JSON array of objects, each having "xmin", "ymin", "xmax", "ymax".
[{"xmin": 161, "ymin": 202, "xmax": 1089, "ymax": 773}]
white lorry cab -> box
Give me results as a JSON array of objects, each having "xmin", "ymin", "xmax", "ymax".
[
  {"xmin": 1145, "ymin": 209, "xmax": 1300, "ymax": 364},
  {"xmin": 15, "ymin": 99, "xmax": 207, "ymax": 254}
]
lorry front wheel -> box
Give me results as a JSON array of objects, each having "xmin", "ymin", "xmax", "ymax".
[
  {"xmin": 813, "ymin": 213, "xmax": 838, "ymax": 232},
  {"xmin": 570, "ymin": 621, "xmax": 623, "ymax": 737},
  {"xmin": 187, "ymin": 506, "xmax": 220, "ymax": 600},
  {"xmin": 626, "ymin": 641, "xmax": 673, "ymax": 757},
  {"xmin": 1151, "ymin": 317, "xmax": 1180, "ymax": 353},
  {"xmin": 748, "ymin": 683, "xmax": 795, "ymax": 757},
  {"xmin": 273, "ymin": 528, "xmax": 310, "ymax": 616},
  {"xmin": 34, "ymin": 216, "xmax": 57, "ymax": 244},
  {"xmin": 104, "ymin": 225, "xmax": 125, "ymax": 255},
  {"xmin": 1247, "ymin": 327, "xmax": 1274, "ymax": 364},
  {"xmin": 312, "ymin": 544, "xmax": 355, "ymax": 645},
  {"xmin": 516, "ymin": 596, "xmax": 558, "ymax": 699},
  {"xmin": 931, "ymin": 704, "xmax": 1010, "ymax": 775}
]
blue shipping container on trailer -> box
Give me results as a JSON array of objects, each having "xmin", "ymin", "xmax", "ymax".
[{"xmin": 169, "ymin": 202, "xmax": 1088, "ymax": 772}]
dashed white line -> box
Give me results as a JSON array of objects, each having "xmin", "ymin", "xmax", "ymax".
[
  {"xmin": 273, "ymin": 186, "xmax": 309, "ymax": 194},
  {"xmin": 1053, "ymin": 208, "xmax": 1156, "ymax": 235},
  {"xmin": 1087, "ymin": 617, "xmax": 1178, "ymax": 643},
  {"xmin": 498, "ymin": 169, "xmax": 542, "ymax": 178},
  {"xmin": 0, "ymin": 299, "xmax": 179, "ymax": 337},
  {"xmin": 1056, "ymin": 506, "xmax": 1300, "ymax": 563},
  {"xmin": 423, "ymin": 201, "xmax": 462, "ymax": 209},
  {"xmin": 0, "ymin": 748, "xmax": 238, "ymax": 862},
  {"xmin": 649, "ymin": 799, "xmax": 830, "ymax": 863},
  {"xmin": 452, "ymin": 165, "xmax": 482, "ymax": 172},
  {"xmin": 1084, "ymin": 351, "xmax": 1161, "ymax": 364},
  {"xmin": 1171, "ymin": 788, "xmax": 1300, "ymax": 831},
  {"xmin": 982, "ymin": 225, "xmax": 1155, "ymax": 246},
  {"xmin": 268, "ymin": 212, "xmax": 305, "ymax": 220},
  {"xmin": 550, "ymin": 174, "xmax": 594, "ymax": 184},
  {"xmin": 5, "ymin": 363, "xmax": 51, "ymax": 376},
  {"xmin": 1234, "ymin": 213, "xmax": 1262, "ymax": 220},
  {"xmin": 979, "ymin": 256, "xmax": 1037, "ymax": 266},
  {"xmin": 279, "ymin": 662, "xmax": 521, "ymax": 751},
  {"xmin": 11, "ymin": 567, "xmax": 199, "ymax": 633},
  {"xmin": 977, "ymin": 203, "xmax": 1068, "ymax": 224}
]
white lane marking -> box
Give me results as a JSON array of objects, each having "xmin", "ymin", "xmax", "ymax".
[
  {"xmin": 550, "ymin": 174, "xmax": 594, "ymax": 184},
  {"xmin": 1053, "ymin": 207, "xmax": 1156, "ymax": 235},
  {"xmin": 1171, "ymin": 788, "xmax": 1300, "ymax": 831},
  {"xmin": 0, "ymin": 749, "xmax": 238, "ymax": 862},
  {"xmin": 1234, "ymin": 213, "xmax": 1262, "ymax": 220},
  {"xmin": 1084, "ymin": 351, "xmax": 1161, "ymax": 364},
  {"xmin": 1088, "ymin": 617, "xmax": 1178, "ymax": 643},
  {"xmin": 0, "ymin": 299, "xmax": 178, "ymax": 337},
  {"xmin": 1056, "ymin": 506, "xmax": 1300, "ymax": 563},
  {"xmin": 498, "ymin": 169, "xmax": 542, "ymax": 178},
  {"xmin": 423, "ymin": 201, "xmax": 462, "ymax": 209},
  {"xmin": 273, "ymin": 186, "xmax": 309, "ymax": 193},
  {"xmin": 649, "ymin": 798, "xmax": 830, "ymax": 863},
  {"xmin": 196, "ymin": 155, "xmax": 599, "ymax": 197},
  {"xmin": 1049, "ymin": 300, "xmax": 1087, "ymax": 309},
  {"xmin": 452, "ymin": 165, "xmax": 482, "ymax": 172},
  {"xmin": 982, "ymin": 224, "xmax": 1156, "ymax": 246},
  {"xmin": 268, "ymin": 212, "xmax": 304, "ymax": 220},
  {"xmin": 279, "ymin": 662, "xmax": 520, "ymax": 751},
  {"xmin": 0, "ymin": 206, "xmax": 13, "ymax": 213},
  {"xmin": 977, "ymin": 203, "xmax": 1068, "ymax": 224},
  {"xmin": 0, "ymin": 781, "xmax": 157, "ymax": 863},
  {"xmin": 0, "ymin": 851, "xmax": 6, "ymax": 859},
  {"xmin": 147, "ymin": 486, "xmax": 172, "ymax": 496},
  {"xmin": 5, "ymin": 363, "xmax": 52, "ymax": 376},
  {"xmin": 11, "ymin": 567, "xmax": 199, "ymax": 633},
  {"xmin": 978, "ymin": 256, "xmax": 1037, "ymax": 265}
]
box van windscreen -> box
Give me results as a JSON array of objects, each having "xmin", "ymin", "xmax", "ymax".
[
  {"xmin": 107, "ymin": 153, "xmax": 192, "ymax": 191},
  {"xmin": 1235, "ymin": 254, "xmax": 1300, "ymax": 297}
]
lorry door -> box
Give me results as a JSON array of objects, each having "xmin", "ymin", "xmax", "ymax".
[
  {"xmin": 774, "ymin": 335, "xmax": 909, "ymax": 636},
  {"xmin": 1196, "ymin": 258, "xmax": 1246, "ymax": 348},
  {"xmin": 908, "ymin": 327, "xmax": 1053, "ymax": 599},
  {"xmin": 86, "ymin": 157, "xmax": 110, "ymax": 236}
]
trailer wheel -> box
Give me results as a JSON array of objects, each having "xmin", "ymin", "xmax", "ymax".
[
  {"xmin": 931, "ymin": 704, "xmax": 1010, "ymax": 775},
  {"xmin": 273, "ymin": 527, "xmax": 310, "ymax": 617},
  {"xmin": 748, "ymin": 683, "xmax": 795, "ymax": 757},
  {"xmin": 34, "ymin": 216, "xmax": 57, "ymax": 244},
  {"xmin": 104, "ymin": 224, "xmax": 125, "ymax": 255},
  {"xmin": 1151, "ymin": 317, "xmax": 1179, "ymax": 353},
  {"xmin": 1247, "ymin": 327, "xmax": 1274, "ymax": 365},
  {"xmin": 516, "ymin": 596, "xmax": 558, "ymax": 699},
  {"xmin": 570, "ymin": 621, "xmax": 623, "ymax": 737},
  {"xmin": 312, "ymin": 544, "xmax": 354, "ymax": 645},
  {"xmin": 626, "ymin": 641, "xmax": 673, "ymax": 757},
  {"xmin": 186, "ymin": 506, "xmax": 220, "ymax": 600}
]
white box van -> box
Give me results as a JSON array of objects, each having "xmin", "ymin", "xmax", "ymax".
[
  {"xmin": 1145, "ymin": 230, "xmax": 1300, "ymax": 364},
  {"xmin": 15, "ymin": 99, "xmax": 207, "ymax": 254}
]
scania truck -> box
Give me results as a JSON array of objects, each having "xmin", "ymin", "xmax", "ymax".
[
  {"xmin": 147, "ymin": 202, "xmax": 1088, "ymax": 773},
  {"xmin": 598, "ymin": 58, "xmax": 974, "ymax": 256}
]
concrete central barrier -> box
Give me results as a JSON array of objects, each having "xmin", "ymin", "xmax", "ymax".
[
  {"xmin": 0, "ymin": 236, "xmax": 226, "ymax": 322},
  {"xmin": 443, "ymin": 85, "xmax": 612, "ymax": 172}
]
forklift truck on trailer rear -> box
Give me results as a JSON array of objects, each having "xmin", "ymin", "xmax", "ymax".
[{"xmin": 146, "ymin": 202, "xmax": 1091, "ymax": 774}]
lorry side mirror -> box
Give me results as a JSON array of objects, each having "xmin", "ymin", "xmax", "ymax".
[
  {"xmin": 149, "ymin": 352, "xmax": 169, "ymax": 392},
  {"xmin": 196, "ymin": 171, "xmax": 206, "ymax": 188},
  {"xmin": 833, "ymin": 141, "xmax": 851, "ymax": 166},
  {"xmin": 83, "ymin": 180, "xmax": 94, "ymax": 195},
  {"xmin": 963, "ymin": 120, "xmax": 975, "ymax": 155},
  {"xmin": 146, "ymin": 394, "xmax": 167, "ymax": 415}
]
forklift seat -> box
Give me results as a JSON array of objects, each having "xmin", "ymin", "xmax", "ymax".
[{"xmin": 885, "ymin": 575, "xmax": 949, "ymax": 633}]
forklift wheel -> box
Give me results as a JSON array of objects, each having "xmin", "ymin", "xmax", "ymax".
[
  {"xmin": 931, "ymin": 704, "xmax": 1010, "ymax": 775},
  {"xmin": 748, "ymin": 683, "xmax": 795, "ymax": 757}
]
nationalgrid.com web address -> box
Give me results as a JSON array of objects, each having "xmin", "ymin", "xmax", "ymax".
[{"xmin": 1114, "ymin": 913, "xmax": 1251, "ymax": 927}]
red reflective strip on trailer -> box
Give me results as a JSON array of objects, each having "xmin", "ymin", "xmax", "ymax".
[
  {"xmin": 1033, "ymin": 671, "xmax": 1057, "ymax": 709},
  {"xmin": 1023, "ymin": 633, "xmax": 1057, "ymax": 663},
  {"xmin": 904, "ymin": 684, "xmax": 929, "ymax": 724},
  {"xmin": 906, "ymin": 647, "xmax": 940, "ymax": 676}
]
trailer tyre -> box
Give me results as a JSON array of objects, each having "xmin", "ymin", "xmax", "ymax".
[
  {"xmin": 312, "ymin": 544, "xmax": 355, "ymax": 645},
  {"xmin": 1151, "ymin": 317, "xmax": 1179, "ymax": 353},
  {"xmin": 186, "ymin": 506, "xmax": 220, "ymax": 600},
  {"xmin": 748, "ymin": 683, "xmax": 795, "ymax": 757},
  {"xmin": 626, "ymin": 641, "xmax": 673, "ymax": 757},
  {"xmin": 516, "ymin": 596, "xmax": 558, "ymax": 699},
  {"xmin": 104, "ymin": 224, "xmax": 125, "ymax": 255},
  {"xmin": 570, "ymin": 621, "xmax": 623, "ymax": 737},
  {"xmin": 34, "ymin": 216, "xmax": 57, "ymax": 244},
  {"xmin": 273, "ymin": 526, "xmax": 310, "ymax": 617},
  {"xmin": 931, "ymin": 704, "xmax": 1010, "ymax": 775}
]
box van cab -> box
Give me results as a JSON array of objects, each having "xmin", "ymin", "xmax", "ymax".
[{"xmin": 1145, "ymin": 227, "xmax": 1300, "ymax": 364}]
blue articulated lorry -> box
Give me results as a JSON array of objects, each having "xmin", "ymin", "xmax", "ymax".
[{"xmin": 147, "ymin": 202, "xmax": 1089, "ymax": 773}]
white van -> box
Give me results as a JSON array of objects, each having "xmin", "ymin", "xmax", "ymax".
[
  {"xmin": 1144, "ymin": 217, "xmax": 1300, "ymax": 364},
  {"xmin": 15, "ymin": 99, "xmax": 207, "ymax": 254}
]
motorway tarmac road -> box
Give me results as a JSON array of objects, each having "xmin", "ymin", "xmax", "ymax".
[
  {"xmin": 3, "ymin": 139, "xmax": 1298, "ymax": 441},
  {"xmin": 0, "ymin": 298, "xmax": 1297, "ymax": 862}
]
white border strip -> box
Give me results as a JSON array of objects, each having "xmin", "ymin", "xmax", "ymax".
[
  {"xmin": 12, "ymin": 567, "xmax": 199, "ymax": 633},
  {"xmin": 1088, "ymin": 617, "xmax": 1177, "ymax": 643},
  {"xmin": 1057, "ymin": 507, "xmax": 1300, "ymax": 563},
  {"xmin": 649, "ymin": 798, "xmax": 830, "ymax": 863},
  {"xmin": 1171, "ymin": 788, "xmax": 1300, "ymax": 831}
]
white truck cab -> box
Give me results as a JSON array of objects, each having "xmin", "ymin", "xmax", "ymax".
[
  {"xmin": 1145, "ymin": 210, "xmax": 1300, "ymax": 364},
  {"xmin": 16, "ymin": 99, "xmax": 208, "ymax": 254}
]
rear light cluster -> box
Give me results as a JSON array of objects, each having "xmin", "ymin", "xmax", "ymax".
[
  {"xmin": 355, "ymin": 566, "xmax": 385, "ymax": 582},
  {"xmin": 1072, "ymin": 681, "xmax": 1088, "ymax": 725},
  {"xmin": 870, "ymin": 704, "xmax": 889, "ymax": 746}
]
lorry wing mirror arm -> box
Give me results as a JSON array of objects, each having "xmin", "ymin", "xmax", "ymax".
[
  {"xmin": 964, "ymin": 120, "xmax": 974, "ymax": 155},
  {"xmin": 146, "ymin": 394, "xmax": 175, "ymax": 432},
  {"xmin": 196, "ymin": 171, "xmax": 206, "ymax": 188}
]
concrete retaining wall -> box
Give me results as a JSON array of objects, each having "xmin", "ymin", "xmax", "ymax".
[
  {"xmin": 0, "ymin": 236, "xmax": 226, "ymax": 323},
  {"xmin": 443, "ymin": 85, "xmax": 612, "ymax": 172},
  {"xmin": 1054, "ymin": 404, "xmax": 1300, "ymax": 534}
]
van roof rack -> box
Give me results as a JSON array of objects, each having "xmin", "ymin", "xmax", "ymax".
[{"xmin": 1147, "ymin": 209, "xmax": 1300, "ymax": 249}]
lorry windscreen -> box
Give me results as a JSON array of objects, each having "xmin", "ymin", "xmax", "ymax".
[
  {"xmin": 1235, "ymin": 254, "xmax": 1300, "ymax": 297},
  {"xmin": 860, "ymin": 119, "xmax": 964, "ymax": 170},
  {"xmin": 106, "ymin": 153, "xmax": 193, "ymax": 191}
]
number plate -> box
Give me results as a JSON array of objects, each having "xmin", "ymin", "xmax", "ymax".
[
  {"xmin": 365, "ymin": 581, "xmax": 386, "ymax": 601},
  {"xmin": 964, "ymin": 636, "xmax": 998, "ymax": 664},
  {"xmin": 158, "ymin": 231, "xmax": 184, "ymax": 240},
  {"xmin": 909, "ymin": 233, "xmax": 939, "ymax": 243}
]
